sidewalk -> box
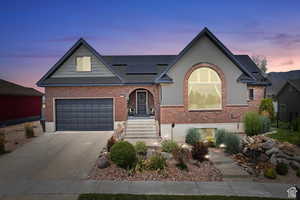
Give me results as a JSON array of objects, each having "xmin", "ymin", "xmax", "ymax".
[{"xmin": 0, "ymin": 180, "xmax": 293, "ymax": 199}]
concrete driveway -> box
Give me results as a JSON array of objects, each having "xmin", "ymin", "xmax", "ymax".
[{"xmin": 0, "ymin": 132, "xmax": 112, "ymax": 181}]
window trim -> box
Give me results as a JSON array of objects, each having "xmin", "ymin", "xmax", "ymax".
[
  {"xmin": 187, "ymin": 66, "xmax": 222, "ymax": 111},
  {"xmin": 76, "ymin": 56, "xmax": 92, "ymax": 72}
]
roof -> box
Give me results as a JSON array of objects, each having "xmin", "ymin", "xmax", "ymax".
[
  {"xmin": 266, "ymin": 70, "xmax": 300, "ymax": 97},
  {"xmin": 0, "ymin": 79, "xmax": 43, "ymax": 96},
  {"xmin": 37, "ymin": 27, "xmax": 269, "ymax": 87},
  {"xmin": 276, "ymin": 79, "xmax": 300, "ymax": 98}
]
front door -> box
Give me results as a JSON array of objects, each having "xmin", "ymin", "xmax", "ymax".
[{"xmin": 137, "ymin": 91, "xmax": 147, "ymax": 115}]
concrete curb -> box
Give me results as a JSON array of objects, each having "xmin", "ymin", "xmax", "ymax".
[{"xmin": 0, "ymin": 180, "xmax": 294, "ymax": 199}]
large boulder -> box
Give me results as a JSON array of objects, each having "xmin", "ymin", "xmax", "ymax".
[
  {"xmin": 270, "ymin": 154, "xmax": 277, "ymax": 165},
  {"xmin": 97, "ymin": 155, "xmax": 110, "ymax": 169},
  {"xmin": 266, "ymin": 147, "xmax": 279, "ymax": 155},
  {"xmin": 160, "ymin": 152, "xmax": 173, "ymax": 160},
  {"xmin": 278, "ymin": 142, "xmax": 296, "ymax": 156},
  {"xmin": 262, "ymin": 140, "xmax": 276, "ymax": 150},
  {"xmin": 290, "ymin": 161, "xmax": 300, "ymax": 170},
  {"xmin": 258, "ymin": 153, "xmax": 269, "ymax": 162}
]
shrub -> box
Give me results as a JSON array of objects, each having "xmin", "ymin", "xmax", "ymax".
[
  {"xmin": 215, "ymin": 129, "xmax": 227, "ymax": 147},
  {"xmin": 191, "ymin": 141, "xmax": 208, "ymax": 162},
  {"xmin": 161, "ymin": 140, "xmax": 178, "ymax": 153},
  {"xmin": 146, "ymin": 153, "xmax": 167, "ymax": 170},
  {"xmin": 24, "ymin": 123, "xmax": 34, "ymax": 138},
  {"xmin": 172, "ymin": 146, "xmax": 190, "ymax": 163},
  {"xmin": 259, "ymin": 98, "xmax": 275, "ymax": 120},
  {"xmin": 297, "ymin": 169, "xmax": 300, "ymax": 177},
  {"xmin": 176, "ymin": 160, "xmax": 188, "ymax": 171},
  {"xmin": 260, "ymin": 116, "xmax": 271, "ymax": 133},
  {"xmin": 110, "ymin": 141, "xmax": 137, "ymax": 169},
  {"xmin": 106, "ymin": 136, "xmax": 116, "ymax": 152},
  {"xmin": 224, "ymin": 133, "xmax": 241, "ymax": 154},
  {"xmin": 291, "ymin": 117, "xmax": 300, "ymax": 132},
  {"xmin": 244, "ymin": 112, "xmax": 262, "ymax": 136},
  {"xmin": 205, "ymin": 136, "xmax": 215, "ymax": 147},
  {"xmin": 134, "ymin": 141, "xmax": 147, "ymax": 155},
  {"xmin": 276, "ymin": 162, "xmax": 289, "ymax": 175},
  {"xmin": 264, "ymin": 168, "xmax": 277, "ymax": 179},
  {"xmin": 185, "ymin": 128, "xmax": 201, "ymax": 145}
]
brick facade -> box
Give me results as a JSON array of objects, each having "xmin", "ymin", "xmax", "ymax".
[{"xmin": 44, "ymin": 85, "xmax": 160, "ymax": 123}]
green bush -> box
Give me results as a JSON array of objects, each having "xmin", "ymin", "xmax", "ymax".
[
  {"xmin": 244, "ymin": 112, "xmax": 262, "ymax": 136},
  {"xmin": 291, "ymin": 117, "xmax": 300, "ymax": 132},
  {"xmin": 185, "ymin": 128, "xmax": 201, "ymax": 145},
  {"xmin": 276, "ymin": 162, "xmax": 289, "ymax": 175},
  {"xmin": 297, "ymin": 169, "xmax": 300, "ymax": 177},
  {"xmin": 264, "ymin": 168, "xmax": 277, "ymax": 179},
  {"xmin": 146, "ymin": 154, "xmax": 167, "ymax": 170},
  {"xmin": 25, "ymin": 123, "xmax": 34, "ymax": 138},
  {"xmin": 260, "ymin": 116, "xmax": 271, "ymax": 133},
  {"xmin": 134, "ymin": 141, "xmax": 147, "ymax": 155},
  {"xmin": 110, "ymin": 141, "xmax": 137, "ymax": 169},
  {"xmin": 161, "ymin": 140, "xmax": 178, "ymax": 153},
  {"xmin": 191, "ymin": 141, "xmax": 208, "ymax": 162},
  {"xmin": 259, "ymin": 98, "xmax": 275, "ymax": 120},
  {"xmin": 106, "ymin": 136, "xmax": 116, "ymax": 152},
  {"xmin": 224, "ymin": 133, "xmax": 240, "ymax": 154},
  {"xmin": 176, "ymin": 160, "xmax": 188, "ymax": 171},
  {"xmin": 215, "ymin": 129, "xmax": 227, "ymax": 147}
]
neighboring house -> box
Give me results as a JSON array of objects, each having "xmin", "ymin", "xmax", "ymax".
[
  {"xmin": 0, "ymin": 79, "xmax": 43, "ymax": 126},
  {"xmin": 276, "ymin": 79, "xmax": 300, "ymax": 121},
  {"xmin": 266, "ymin": 70, "xmax": 300, "ymax": 113},
  {"xmin": 37, "ymin": 27, "xmax": 269, "ymax": 141}
]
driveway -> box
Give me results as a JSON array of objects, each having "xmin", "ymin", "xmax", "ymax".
[{"xmin": 0, "ymin": 132, "xmax": 112, "ymax": 181}]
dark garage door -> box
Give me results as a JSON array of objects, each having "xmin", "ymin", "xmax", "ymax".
[{"xmin": 55, "ymin": 99, "xmax": 113, "ymax": 131}]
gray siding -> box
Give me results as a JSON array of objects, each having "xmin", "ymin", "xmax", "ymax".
[
  {"xmin": 161, "ymin": 35, "xmax": 248, "ymax": 105},
  {"xmin": 278, "ymin": 84, "xmax": 300, "ymax": 121},
  {"xmin": 52, "ymin": 45, "xmax": 115, "ymax": 78}
]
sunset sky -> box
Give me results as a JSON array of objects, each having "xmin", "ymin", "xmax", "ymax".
[{"xmin": 1, "ymin": 0, "xmax": 300, "ymax": 92}]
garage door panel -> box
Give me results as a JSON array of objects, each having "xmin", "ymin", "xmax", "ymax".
[{"xmin": 55, "ymin": 99, "xmax": 113, "ymax": 131}]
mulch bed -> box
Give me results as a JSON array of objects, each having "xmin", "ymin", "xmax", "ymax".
[{"xmin": 88, "ymin": 160, "xmax": 223, "ymax": 181}]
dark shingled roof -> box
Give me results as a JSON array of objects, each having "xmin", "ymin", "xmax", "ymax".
[
  {"xmin": 0, "ymin": 79, "xmax": 43, "ymax": 96},
  {"xmin": 289, "ymin": 79, "xmax": 300, "ymax": 92},
  {"xmin": 266, "ymin": 70, "xmax": 300, "ymax": 97},
  {"xmin": 37, "ymin": 28, "xmax": 270, "ymax": 86}
]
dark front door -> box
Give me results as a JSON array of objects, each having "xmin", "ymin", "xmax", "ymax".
[
  {"xmin": 137, "ymin": 91, "xmax": 147, "ymax": 115},
  {"xmin": 55, "ymin": 98, "xmax": 113, "ymax": 131}
]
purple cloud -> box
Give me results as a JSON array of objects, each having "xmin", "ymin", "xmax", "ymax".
[{"xmin": 264, "ymin": 33, "xmax": 300, "ymax": 48}]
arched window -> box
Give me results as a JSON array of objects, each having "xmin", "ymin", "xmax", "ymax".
[{"xmin": 188, "ymin": 67, "xmax": 222, "ymax": 110}]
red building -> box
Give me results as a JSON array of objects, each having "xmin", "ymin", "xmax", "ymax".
[{"xmin": 0, "ymin": 79, "xmax": 43, "ymax": 126}]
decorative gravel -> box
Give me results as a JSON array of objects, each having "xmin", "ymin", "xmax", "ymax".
[{"xmin": 88, "ymin": 160, "xmax": 223, "ymax": 182}]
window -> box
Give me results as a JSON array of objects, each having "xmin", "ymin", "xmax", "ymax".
[
  {"xmin": 76, "ymin": 56, "xmax": 91, "ymax": 71},
  {"xmin": 188, "ymin": 67, "xmax": 221, "ymax": 110},
  {"xmin": 248, "ymin": 89, "xmax": 254, "ymax": 100}
]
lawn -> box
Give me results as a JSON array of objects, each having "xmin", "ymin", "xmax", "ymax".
[
  {"xmin": 268, "ymin": 128, "xmax": 300, "ymax": 145},
  {"xmin": 78, "ymin": 194, "xmax": 286, "ymax": 200}
]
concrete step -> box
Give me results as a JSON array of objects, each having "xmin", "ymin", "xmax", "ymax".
[
  {"xmin": 127, "ymin": 122, "xmax": 156, "ymax": 125},
  {"xmin": 124, "ymin": 138, "xmax": 161, "ymax": 146},
  {"xmin": 126, "ymin": 128, "xmax": 156, "ymax": 132}
]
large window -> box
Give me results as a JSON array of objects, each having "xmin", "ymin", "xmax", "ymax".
[
  {"xmin": 76, "ymin": 56, "xmax": 91, "ymax": 71},
  {"xmin": 188, "ymin": 67, "xmax": 222, "ymax": 110}
]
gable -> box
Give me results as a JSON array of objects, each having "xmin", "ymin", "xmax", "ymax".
[
  {"xmin": 161, "ymin": 34, "xmax": 249, "ymax": 106},
  {"xmin": 51, "ymin": 44, "xmax": 115, "ymax": 78}
]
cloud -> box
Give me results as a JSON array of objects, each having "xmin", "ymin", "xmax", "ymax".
[
  {"xmin": 280, "ymin": 60, "xmax": 294, "ymax": 66},
  {"xmin": 264, "ymin": 33, "xmax": 300, "ymax": 48}
]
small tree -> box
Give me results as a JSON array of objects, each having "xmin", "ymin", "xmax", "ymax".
[
  {"xmin": 251, "ymin": 55, "xmax": 267, "ymax": 73},
  {"xmin": 259, "ymin": 98, "xmax": 275, "ymax": 120}
]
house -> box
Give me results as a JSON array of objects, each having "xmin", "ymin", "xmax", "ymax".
[
  {"xmin": 0, "ymin": 79, "xmax": 43, "ymax": 126},
  {"xmin": 276, "ymin": 79, "xmax": 300, "ymax": 121},
  {"xmin": 37, "ymin": 27, "xmax": 269, "ymax": 142}
]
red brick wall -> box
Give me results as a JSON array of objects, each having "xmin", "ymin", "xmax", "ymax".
[
  {"xmin": 161, "ymin": 86, "xmax": 265, "ymax": 124},
  {"xmin": 45, "ymin": 85, "xmax": 160, "ymax": 122}
]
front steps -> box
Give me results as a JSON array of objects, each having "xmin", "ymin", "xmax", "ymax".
[{"xmin": 123, "ymin": 118, "xmax": 161, "ymax": 146}]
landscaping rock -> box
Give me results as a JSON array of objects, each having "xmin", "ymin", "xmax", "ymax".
[
  {"xmin": 291, "ymin": 156, "xmax": 300, "ymax": 162},
  {"xmin": 270, "ymin": 154, "xmax": 277, "ymax": 165},
  {"xmin": 262, "ymin": 140, "xmax": 275, "ymax": 150},
  {"xmin": 276, "ymin": 158, "xmax": 290, "ymax": 165},
  {"xmin": 258, "ymin": 153, "xmax": 269, "ymax": 162},
  {"xmin": 146, "ymin": 149, "xmax": 155, "ymax": 158},
  {"xmin": 266, "ymin": 147, "xmax": 279, "ymax": 155},
  {"xmin": 97, "ymin": 155, "xmax": 110, "ymax": 169},
  {"xmin": 290, "ymin": 161, "xmax": 300, "ymax": 170},
  {"xmin": 278, "ymin": 142, "xmax": 296, "ymax": 156},
  {"xmin": 161, "ymin": 152, "xmax": 173, "ymax": 160},
  {"xmin": 277, "ymin": 151, "xmax": 293, "ymax": 160}
]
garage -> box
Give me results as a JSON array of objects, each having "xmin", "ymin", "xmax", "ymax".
[{"xmin": 55, "ymin": 98, "xmax": 113, "ymax": 131}]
